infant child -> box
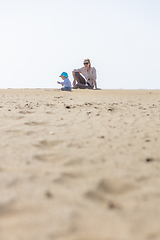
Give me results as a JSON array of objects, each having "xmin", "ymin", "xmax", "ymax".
[{"xmin": 57, "ymin": 72, "xmax": 72, "ymax": 91}]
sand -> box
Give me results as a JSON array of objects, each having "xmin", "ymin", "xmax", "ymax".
[{"xmin": 0, "ymin": 88, "xmax": 160, "ymax": 240}]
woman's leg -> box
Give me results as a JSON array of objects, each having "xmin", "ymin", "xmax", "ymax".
[
  {"xmin": 73, "ymin": 83, "xmax": 94, "ymax": 89},
  {"xmin": 73, "ymin": 83, "xmax": 88, "ymax": 89},
  {"xmin": 87, "ymin": 85, "xmax": 94, "ymax": 89},
  {"xmin": 72, "ymin": 72, "xmax": 87, "ymax": 89},
  {"xmin": 72, "ymin": 72, "xmax": 94, "ymax": 89},
  {"xmin": 74, "ymin": 72, "xmax": 86, "ymax": 84}
]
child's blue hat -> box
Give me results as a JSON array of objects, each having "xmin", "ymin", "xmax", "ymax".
[{"xmin": 59, "ymin": 72, "xmax": 68, "ymax": 78}]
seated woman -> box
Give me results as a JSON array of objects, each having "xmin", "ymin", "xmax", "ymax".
[{"xmin": 72, "ymin": 58, "xmax": 97, "ymax": 89}]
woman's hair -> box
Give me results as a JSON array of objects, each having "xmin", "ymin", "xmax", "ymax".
[{"xmin": 84, "ymin": 58, "xmax": 91, "ymax": 68}]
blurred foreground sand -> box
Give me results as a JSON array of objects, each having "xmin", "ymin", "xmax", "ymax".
[{"xmin": 0, "ymin": 89, "xmax": 160, "ymax": 240}]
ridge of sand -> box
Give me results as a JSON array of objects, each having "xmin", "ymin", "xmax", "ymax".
[{"xmin": 0, "ymin": 89, "xmax": 160, "ymax": 240}]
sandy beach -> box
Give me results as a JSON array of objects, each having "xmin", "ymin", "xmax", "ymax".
[{"xmin": 0, "ymin": 88, "xmax": 160, "ymax": 240}]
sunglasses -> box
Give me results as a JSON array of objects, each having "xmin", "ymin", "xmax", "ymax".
[{"xmin": 84, "ymin": 62, "xmax": 89, "ymax": 65}]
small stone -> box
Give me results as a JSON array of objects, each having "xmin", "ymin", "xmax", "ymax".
[
  {"xmin": 146, "ymin": 158, "xmax": 154, "ymax": 162},
  {"xmin": 45, "ymin": 191, "xmax": 53, "ymax": 198},
  {"xmin": 108, "ymin": 201, "xmax": 117, "ymax": 209},
  {"xmin": 100, "ymin": 136, "xmax": 105, "ymax": 138},
  {"xmin": 87, "ymin": 112, "xmax": 91, "ymax": 115},
  {"xmin": 65, "ymin": 105, "xmax": 70, "ymax": 109}
]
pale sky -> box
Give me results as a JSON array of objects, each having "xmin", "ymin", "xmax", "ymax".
[{"xmin": 0, "ymin": 0, "xmax": 160, "ymax": 89}]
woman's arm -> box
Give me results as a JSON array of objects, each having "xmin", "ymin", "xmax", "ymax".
[
  {"xmin": 92, "ymin": 67, "xmax": 97, "ymax": 89},
  {"xmin": 72, "ymin": 67, "xmax": 84, "ymax": 73},
  {"xmin": 94, "ymin": 80, "xmax": 97, "ymax": 89},
  {"xmin": 72, "ymin": 67, "xmax": 85, "ymax": 78}
]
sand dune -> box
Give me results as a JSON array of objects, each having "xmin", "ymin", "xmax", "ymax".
[{"xmin": 0, "ymin": 89, "xmax": 160, "ymax": 240}]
